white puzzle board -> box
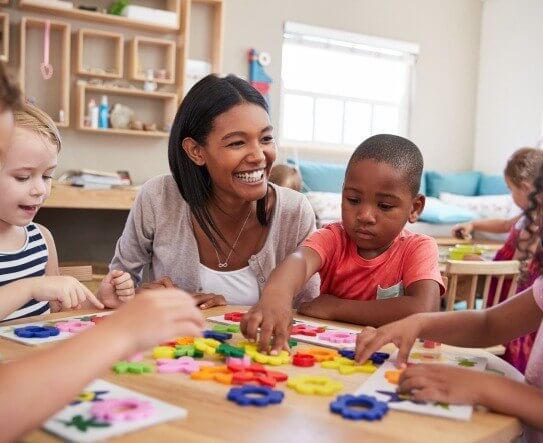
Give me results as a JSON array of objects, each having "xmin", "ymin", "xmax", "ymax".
[{"xmin": 43, "ymin": 379, "xmax": 187, "ymax": 443}]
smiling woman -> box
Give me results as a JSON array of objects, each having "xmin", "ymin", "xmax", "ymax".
[{"xmin": 107, "ymin": 74, "xmax": 319, "ymax": 309}]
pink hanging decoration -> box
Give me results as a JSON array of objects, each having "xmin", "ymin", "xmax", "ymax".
[{"xmin": 40, "ymin": 21, "xmax": 53, "ymax": 80}]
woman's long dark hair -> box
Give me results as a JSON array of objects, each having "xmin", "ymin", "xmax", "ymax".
[
  {"xmin": 518, "ymin": 163, "xmax": 543, "ymax": 280},
  {"xmin": 168, "ymin": 74, "xmax": 270, "ymax": 253}
]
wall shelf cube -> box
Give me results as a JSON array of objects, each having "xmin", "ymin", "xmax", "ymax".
[
  {"xmin": 130, "ymin": 36, "xmax": 176, "ymax": 85},
  {"xmin": 76, "ymin": 29, "xmax": 124, "ymax": 79}
]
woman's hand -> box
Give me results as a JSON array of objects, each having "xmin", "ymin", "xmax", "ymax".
[
  {"xmin": 193, "ymin": 293, "xmax": 227, "ymax": 310},
  {"xmin": 240, "ymin": 300, "xmax": 293, "ymax": 354},
  {"xmin": 398, "ymin": 364, "xmax": 489, "ymax": 405},
  {"xmin": 135, "ymin": 276, "xmax": 177, "ymax": 293}
]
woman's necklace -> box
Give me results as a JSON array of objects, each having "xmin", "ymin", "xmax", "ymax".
[{"xmin": 213, "ymin": 208, "xmax": 252, "ymax": 269}]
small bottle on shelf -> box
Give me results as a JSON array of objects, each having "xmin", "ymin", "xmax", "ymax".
[
  {"xmin": 88, "ymin": 99, "xmax": 99, "ymax": 129},
  {"xmin": 99, "ymin": 95, "xmax": 109, "ymax": 129}
]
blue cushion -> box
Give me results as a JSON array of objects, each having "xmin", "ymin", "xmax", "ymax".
[
  {"xmin": 419, "ymin": 197, "xmax": 479, "ymax": 224},
  {"xmin": 419, "ymin": 172, "xmax": 427, "ymax": 195},
  {"xmin": 426, "ymin": 171, "xmax": 481, "ymax": 198},
  {"xmin": 287, "ymin": 158, "xmax": 346, "ymax": 193},
  {"xmin": 477, "ymin": 174, "xmax": 509, "ymax": 195}
]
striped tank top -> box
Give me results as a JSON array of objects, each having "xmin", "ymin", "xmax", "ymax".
[{"xmin": 0, "ymin": 223, "xmax": 49, "ymax": 321}]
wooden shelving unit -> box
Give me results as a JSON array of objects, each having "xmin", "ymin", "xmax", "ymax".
[
  {"xmin": 0, "ymin": 12, "xmax": 8, "ymax": 62},
  {"xmin": 130, "ymin": 36, "xmax": 175, "ymax": 84},
  {"xmin": 18, "ymin": 0, "xmax": 180, "ymax": 32},
  {"xmin": 20, "ymin": 16, "xmax": 70, "ymax": 127},
  {"xmin": 76, "ymin": 29, "xmax": 124, "ymax": 79},
  {"xmin": 44, "ymin": 181, "xmax": 137, "ymax": 210},
  {"xmin": 76, "ymin": 84, "xmax": 177, "ymax": 138}
]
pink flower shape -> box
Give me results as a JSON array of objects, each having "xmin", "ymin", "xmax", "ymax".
[
  {"xmin": 90, "ymin": 398, "xmax": 155, "ymax": 422},
  {"xmin": 317, "ymin": 331, "xmax": 356, "ymax": 344},
  {"xmin": 225, "ymin": 355, "xmax": 252, "ymax": 367},
  {"xmin": 55, "ymin": 320, "xmax": 94, "ymax": 333},
  {"xmin": 156, "ymin": 357, "xmax": 214, "ymax": 374}
]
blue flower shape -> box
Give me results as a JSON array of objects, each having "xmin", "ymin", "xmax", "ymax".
[
  {"xmin": 227, "ymin": 386, "xmax": 284, "ymax": 407},
  {"xmin": 203, "ymin": 330, "xmax": 233, "ymax": 342},
  {"xmin": 330, "ymin": 394, "xmax": 389, "ymax": 421},
  {"xmin": 14, "ymin": 325, "xmax": 60, "ymax": 338},
  {"xmin": 338, "ymin": 350, "xmax": 390, "ymax": 365}
]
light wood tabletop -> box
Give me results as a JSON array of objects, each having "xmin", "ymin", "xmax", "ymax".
[{"xmin": 0, "ymin": 307, "xmax": 522, "ymax": 443}]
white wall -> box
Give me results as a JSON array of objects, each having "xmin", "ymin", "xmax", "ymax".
[{"xmin": 474, "ymin": 0, "xmax": 543, "ymax": 174}]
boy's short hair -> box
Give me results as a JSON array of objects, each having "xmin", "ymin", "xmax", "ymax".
[
  {"xmin": 0, "ymin": 63, "xmax": 22, "ymax": 111},
  {"xmin": 504, "ymin": 147, "xmax": 543, "ymax": 186},
  {"xmin": 13, "ymin": 102, "xmax": 62, "ymax": 152},
  {"xmin": 348, "ymin": 134, "xmax": 423, "ymax": 196}
]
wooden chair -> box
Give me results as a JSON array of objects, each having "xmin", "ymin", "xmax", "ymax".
[
  {"xmin": 59, "ymin": 265, "xmax": 93, "ymax": 282},
  {"xmin": 444, "ymin": 260, "xmax": 520, "ymax": 311}
]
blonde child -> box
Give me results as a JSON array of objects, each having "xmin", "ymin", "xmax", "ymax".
[
  {"xmin": 0, "ymin": 63, "xmax": 206, "ymax": 442},
  {"xmin": 242, "ymin": 134, "xmax": 444, "ymax": 352},
  {"xmin": 354, "ymin": 163, "xmax": 543, "ymax": 439},
  {"xmin": 268, "ymin": 164, "xmax": 302, "ymax": 192},
  {"xmin": 0, "ymin": 102, "xmax": 134, "ymax": 320}
]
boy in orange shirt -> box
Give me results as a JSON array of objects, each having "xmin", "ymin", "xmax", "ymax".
[{"xmin": 242, "ymin": 134, "xmax": 444, "ymax": 351}]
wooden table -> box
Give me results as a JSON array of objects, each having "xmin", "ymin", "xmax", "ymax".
[{"xmin": 0, "ymin": 307, "xmax": 521, "ymax": 443}]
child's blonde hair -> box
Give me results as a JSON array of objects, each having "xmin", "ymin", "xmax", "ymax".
[
  {"xmin": 269, "ymin": 164, "xmax": 302, "ymax": 192},
  {"xmin": 504, "ymin": 147, "xmax": 543, "ymax": 186},
  {"xmin": 13, "ymin": 102, "xmax": 61, "ymax": 152}
]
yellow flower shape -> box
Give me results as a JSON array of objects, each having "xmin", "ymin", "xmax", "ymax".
[
  {"xmin": 238, "ymin": 342, "xmax": 291, "ymax": 365},
  {"xmin": 321, "ymin": 356, "xmax": 377, "ymax": 375},
  {"xmin": 287, "ymin": 375, "xmax": 343, "ymax": 395},
  {"xmin": 152, "ymin": 346, "xmax": 175, "ymax": 359},
  {"xmin": 194, "ymin": 338, "xmax": 221, "ymax": 355}
]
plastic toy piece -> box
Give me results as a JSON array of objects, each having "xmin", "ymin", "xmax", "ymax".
[
  {"xmin": 127, "ymin": 352, "xmax": 144, "ymax": 363},
  {"xmin": 338, "ymin": 350, "xmax": 390, "ymax": 365},
  {"xmin": 112, "ymin": 361, "xmax": 154, "ymax": 374},
  {"xmin": 317, "ymin": 331, "xmax": 356, "ymax": 344},
  {"xmin": 55, "ymin": 320, "xmax": 94, "ymax": 333},
  {"xmin": 288, "ymin": 338, "xmax": 298, "ymax": 348},
  {"xmin": 71, "ymin": 390, "xmax": 109, "ymax": 405},
  {"xmin": 203, "ymin": 330, "xmax": 233, "ymax": 342},
  {"xmin": 175, "ymin": 337, "xmax": 195, "ymax": 345},
  {"xmin": 14, "ymin": 325, "xmax": 60, "ymax": 338},
  {"xmin": 227, "ymin": 362, "xmax": 288, "ymax": 387},
  {"xmin": 244, "ymin": 345, "xmax": 291, "ymax": 365},
  {"xmin": 225, "ymin": 355, "xmax": 252, "ymax": 367},
  {"xmin": 303, "ymin": 348, "xmax": 339, "ymax": 362},
  {"xmin": 330, "ymin": 394, "xmax": 389, "ymax": 421},
  {"xmin": 423, "ymin": 340, "xmax": 438, "ymax": 349},
  {"xmin": 292, "ymin": 353, "xmax": 316, "ymax": 367},
  {"xmin": 410, "ymin": 352, "xmax": 442, "ymax": 362},
  {"xmin": 224, "ymin": 311, "xmax": 246, "ymax": 322},
  {"xmin": 89, "ymin": 315, "xmax": 107, "ymax": 324},
  {"xmin": 213, "ymin": 324, "xmax": 240, "ymax": 334},
  {"xmin": 321, "ymin": 357, "xmax": 377, "ymax": 375},
  {"xmin": 90, "ymin": 398, "xmax": 155, "ymax": 422},
  {"xmin": 191, "ymin": 365, "xmax": 232, "ymax": 383},
  {"xmin": 290, "ymin": 324, "xmax": 326, "ymax": 337},
  {"xmin": 227, "ymin": 386, "xmax": 284, "ymax": 406},
  {"xmin": 287, "ymin": 375, "xmax": 343, "ymax": 396},
  {"xmin": 216, "ymin": 343, "xmax": 245, "ymax": 358},
  {"xmin": 152, "ymin": 346, "xmax": 175, "ymax": 359},
  {"xmin": 385, "ymin": 369, "xmax": 404, "ymax": 385},
  {"xmin": 194, "ymin": 338, "xmax": 221, "ymax": 355},
  {"xmin": 156, "ymin": 357, "xmax": 213, "ymax": 374},
  {"xmin": 174, "ymin": 345, "xmax": 204, "ymax": 358}
]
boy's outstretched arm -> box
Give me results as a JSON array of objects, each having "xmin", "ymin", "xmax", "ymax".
[
  {"xmin": 298, "ymin": 279, "xmax": 440, "ymax": 327},
  {"xmin": 241, "ymin": 247, "xmax": 322, "ymax": 353}
]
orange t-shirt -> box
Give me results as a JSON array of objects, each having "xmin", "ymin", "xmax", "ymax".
[{"xmin": 302, "ymin": 222, "xmax": 445, "ymax": 301}]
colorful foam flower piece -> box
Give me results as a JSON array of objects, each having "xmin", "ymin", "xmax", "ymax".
[{"xmin": 287, "ymin": 375, "xmax": 343, "ymax": 395}]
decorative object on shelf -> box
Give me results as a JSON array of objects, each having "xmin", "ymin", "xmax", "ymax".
[
  {"xmin": 143, "ymin": 68, "xmax": 157, "ymax": 92},
  {"xmin": 129, "ymin": 120, "xmax": 143, "ymax": 131},
  {"xmin": 248, "ymin": 48, "xmax": 272, "ymax": 103},
  {"xmin": 40, "ymin": 20, "xmax": 53, "ymax": 80},
  {"xmin": 110, "ymin": 103, "xmax": 133, "ymax": 129},
  {"xmin": 121, "ymin": 5, "xmax": 177, "ymax": 28},
  {"xmin": 108, "ymin": 0, "xmax": 128, "ymax": 16},
  {"xmin": 99, "ymin": 95, "xmax": 109, "ymax": 129},
  {"xmin": 143, "ymin": 122, "xmax": 157, "ymax": 132}
]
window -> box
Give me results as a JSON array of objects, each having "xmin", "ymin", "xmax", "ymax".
[{"xmin": 280, "ymin": 22, "xmax": 419, "ymax": 151}]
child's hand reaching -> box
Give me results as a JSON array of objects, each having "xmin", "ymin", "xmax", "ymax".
[
  {"xmin": 98, "ymin": 270, "xmax": 135, "ymax": 309},
  {"xmin": 193, "ymin": 293, "xmax": 226, "ymax": 310},
  {"xmin": 451, "ymin": 222, "xmax": 473, "ymax": 240},
  {"xmin": 355, "ymin": 315, "xmax": 423, "ymax": 366},
  {"xmin": 32, "ymin": 276, "xmax": 104, "ymax": 310},
  {"xmin": 398, "ymin": 364, "xmax": 488, "ymax": 405},
  {"xmin": 106, "ymin": 288, "xmax": 205, "ymax": 353}
]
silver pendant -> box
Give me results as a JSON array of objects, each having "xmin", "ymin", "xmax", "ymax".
[{"xmin": 218, "ymin": 262, "xmax": 228, "ymax": 268}]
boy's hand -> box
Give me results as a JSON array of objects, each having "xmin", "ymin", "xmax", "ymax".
[
  {"xmin": 108, "ymin": 288, "xmax": 205, "ymax": 352},
  {"xmin": 297, "ymin": 294, "xmax": 338, "ymax": 320},
  {"xmin": 32, "ymin": 276, "xmax": 104, "ymax": 310},
  {"xmin": 98, "ymin": 270, "xmax": 135, "ymax": 309},
  {"xmin": 355, "ymin": 315, "xmax": 422, "ymax": 366},
  {"xmin": 451, "ymin": 222, "xmax": 473, "ymax": 240},
  {"xmin": 193, "ymin": 293, "xmax": 226, "ymax": 310},
  {"xmin": 241, "ymin": 300, "xmax": 292, "ymax": 355},
  {"xmin": 398, "ymin": 364, "xmax": 488, "ymax": 405}
]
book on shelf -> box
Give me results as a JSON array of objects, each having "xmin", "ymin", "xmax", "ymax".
[{"xmin": 57, "ymin": 169, "xmax": 132, "ymax": 189}]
